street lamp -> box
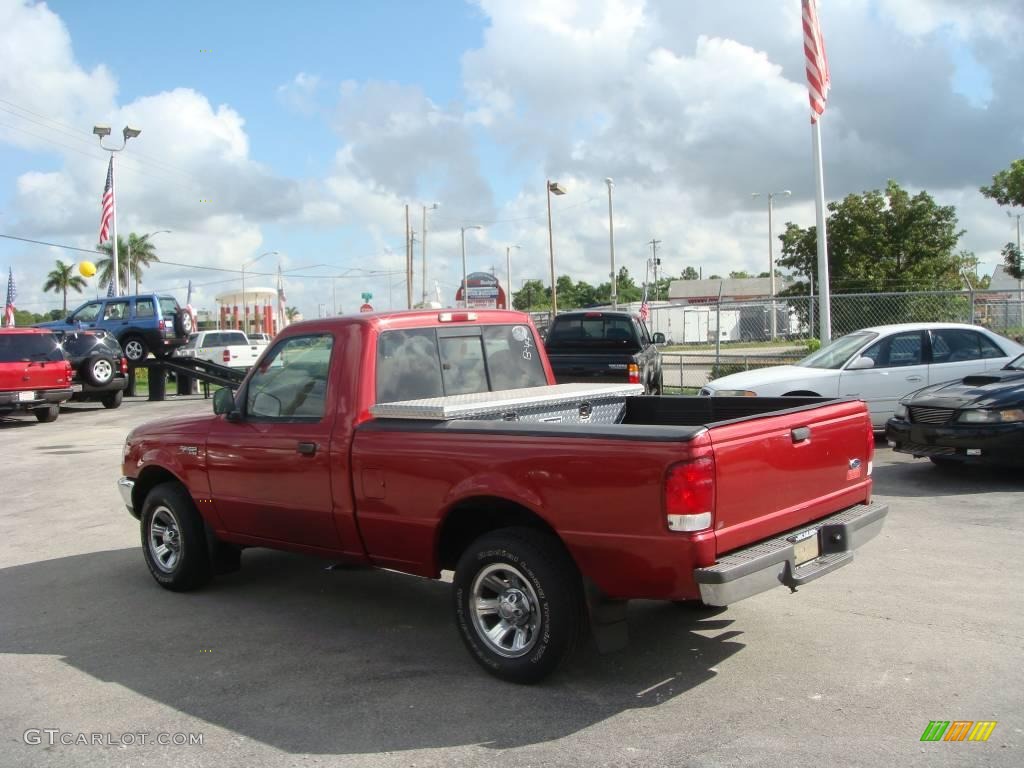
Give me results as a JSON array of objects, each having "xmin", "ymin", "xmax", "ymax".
[
  {"xmin": 94, "ymin": 123, "xmax": 142, "ymax": 296},
  {"xmin": 546, "ymin": 179, "xmax": 566, "ymax": 316},
  {"xmin": 751, "ymin": 189, "xmax": 791, "ymax": 339},
  {"xmin": 131, "ymin": 229, "xmax": 170, "ymax": 295},
  {"xmin": 505, "ymin": 245, "xmax": 520, "ymax": 309},
  {"xmin": 1010, "ymin": 210, "xmax": 1023, "ymax": 320},
  {"xmin": 606, "ymin": 178, "xmax": 617, "ymax": 309},
  {"xmin": 241, "ymin": 250, "xmax": 277, "ymax": 334},
  {"xmin": 459, "ymin": 226, "xmax": 482, "ymax": 308},
  {"xmin": 422, "ymin": 202, "xmax": 439, "ymax": 306}
]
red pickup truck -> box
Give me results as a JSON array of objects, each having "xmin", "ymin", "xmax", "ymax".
[
  {"xmin": 0, "ymin": 328, "xmax": 74, "ymax": 422},
  {"xmin": 118, "ymin": 310, "xmax": 887, "ymax": 683}
]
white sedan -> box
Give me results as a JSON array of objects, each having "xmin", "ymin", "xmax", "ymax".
[{"xmin": 700, "ymin": 323, "xmax": 1024, "ymax": 428}]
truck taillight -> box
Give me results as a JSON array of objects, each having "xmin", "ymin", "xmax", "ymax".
[
  {"xmin": 665, "ymin": 456, "xmax": 715, "ymax": 532},
  {"xmin": 63, "ymin": 361, "xmax": 72, "ymax": 383},
  {"xmin": 628, "ymin": 363, "xmax": 640, "ymax": 384},
  {"xmin": 120, "ymin": 358, "xmax": 128, "ymax": 374},
  {"xmin": 223, "ymin": 349, "xmax": 231, "ymax": 363},
  {"xmin": 866, "ymin": 420, "xmax": 875, "ymax": 476}
]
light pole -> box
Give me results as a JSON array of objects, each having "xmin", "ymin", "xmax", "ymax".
[
  {"xmin": 132, "ymin": 229, "xmax": 170, "ymax": 295},
  {"xmin": 94, "ymin": 124, "xmax": 141, "ymax": 296},
  {"xmin": 752, "ymin": 189, "xmax": 791, "ymax": 340},
  {"xmin": 546, "ymin": 179, "xmax": 567, "ymax": 316},
  {"xmin": 241, "ymin": 250, "xmax": 277, "ymax": 334},
  {"xmin": 606, "ymin": 178, "xmax": 617, "ymax": 309},
  {"xmin": 422, "ymin": 203, "xmax": 439, "ymax": 306},
  {"xmin": 460, "ymin": 226, "xmax": 482, "ymax": 308},
  {"xmin": 505, "ymin": 245, "xmax": 520, "ymax": 309}
]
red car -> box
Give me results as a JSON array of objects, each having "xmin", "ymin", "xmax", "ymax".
[
  {"xmin": 119, "ymin": 310, "xmax": 886, "ymax": 682},
  {"xmin": 0, "ymin": 328, "xmax": 74, "ymax": 422}
]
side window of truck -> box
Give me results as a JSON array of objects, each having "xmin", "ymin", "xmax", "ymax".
[
  {"xmin": 245, "ymin": 334, "xmax": 333, "ymax": 420},
  {"xmin": 376, "ymin": 329, "xmax": 444, "ymax": 403}
]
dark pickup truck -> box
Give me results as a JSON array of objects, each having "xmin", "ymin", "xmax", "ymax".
[{"xmin": 545, "ymin": 310, "xmax": 664, "ymax": 394}]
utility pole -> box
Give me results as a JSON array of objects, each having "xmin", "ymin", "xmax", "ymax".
[
  {"xmin": 405, "ymin": 205, "xmax": 412, "ymax": 309},
  {"xmin": 648, "ymin": 239, "xmax": 661, "ymax": 300},
  {"xmin": 506, "ymin": 245, "xmax": 520, "ymax": 309},
  {"xmin": 422, "ymin": 203, "xmax": 438, "ymax": 306},
  {"xmin": 606, "ymin": 178, "xmax": 617, "ymax": 309}
]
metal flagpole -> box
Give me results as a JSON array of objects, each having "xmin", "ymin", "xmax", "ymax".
[
  {"xmin": 110, "ymin": 154, "xmax": 119, "ymax": 297},
  {"xmin": 812, "ymin": 119, "xmax": 831, "ymax": 343}
]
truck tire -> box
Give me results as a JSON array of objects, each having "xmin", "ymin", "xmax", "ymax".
[
  {"xmin": 121, "ymin": 335, "xmax": 148, "ymax": 363},
  {"xmin": 453, "ymin": 527, "xmax": 583, "ymax": 684},
  {"xmin": 84, "ymin": 355, "xmax": 115, "ymax": 386},
  {"xmin": 34, "ymin": 405, "xmax": 59, "ymax": 423},
  {"xmin": 101, "ymin": 390, "xmax": 123, "ymax": 409},
  {"xmin": 140, "ymin": 481, "xmax": 213, "ymax": 592}
]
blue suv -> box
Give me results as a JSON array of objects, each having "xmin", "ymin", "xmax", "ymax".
[{"xmin": 38, "ymin": 293, "xmax": 194, "ymax": 362}]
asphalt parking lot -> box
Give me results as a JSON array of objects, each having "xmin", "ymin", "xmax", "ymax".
[{"xmin": 1, "ymin": 396, "xmax": 1021, "ymax": 768}]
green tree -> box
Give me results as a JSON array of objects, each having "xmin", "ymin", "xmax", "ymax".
[
  {"xmin": 680, "ymin": 266, "xmax": 700, "ymax": 280},
  {"xmin": 778, "ymin": 180, "xmax": 966, "ymax": 294},
  {"xmin": 285, "ymin": 306, "xmax": 301, "ymax": 322},
  {"xmin": 707, "ymin": 274, "xmax": 722, "ymax": 280},
  {"xmin": 729, "ymin": 270, "xmax": 752, "ymax": 279},
  {"xmin": 97, "ymin": 232, "xmax": 162, "ymax": 293},
  {"xmin": 981, "ymin": 159, "xmax": 1024, "ymax": 208},
  {"xmin": 42, "ymin": 259, "xmax": 87, "ymax": 313},
  {"xmin": 512, "ymin": 280, "xmax": 549, "ymax": 311},
  {"xmin": 1003, "ymin": 242, "xmax": 1023, "ymax": 281},
  {"xmin": 615, "ymin": 267, "xmax": 643, "ymax": 303},
  {"xmin": 555, "ymin": 275, "xmax": 578, "ymax": 309}
]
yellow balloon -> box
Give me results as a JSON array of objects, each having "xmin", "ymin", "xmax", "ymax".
[{"xmin": 79, "ymin": 261, "xmax": 96, "ymax": 277}]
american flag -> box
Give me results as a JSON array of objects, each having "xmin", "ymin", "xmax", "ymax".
[
  {"xmin": 638, "ymin": 282, "xmax": 649, "ymax": 324},
  {"xmin": 3, "ymin": 267, "xmax": 15, "ymax": 327},
  {"xmin": 186, "ymin": 280, "xmax": 196, "ymax": 324},
  {"xmin": 98, "ymin": 157, "xmax": 114, "ymax": 243},
  {"xmin": 276, "ymin": 266, "xmax": 287, "ymax": 328},
  {"xmin": 802, "ymin": 0, "xmax": 831, "ymax": 123}
]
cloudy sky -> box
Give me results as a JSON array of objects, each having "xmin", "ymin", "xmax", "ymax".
[{"xmin": 1, "ymin": 0, "xmax": 1021, "ymax": 317}]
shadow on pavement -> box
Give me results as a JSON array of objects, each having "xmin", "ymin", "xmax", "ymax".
[
  {"xmin": 0, "ymin": 547, "xmax": 744, "ymax": 755},
  {"xmin": 872, "ymin": 459, "xmax": 1024, "ymax": 498}
]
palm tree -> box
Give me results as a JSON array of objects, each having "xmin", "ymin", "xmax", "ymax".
[
  {"xmin": 42, "ymin": 260, "xmax": 87, "ymax": 313},
  {"xmin": 285, "ymin": 306, "xmax": 300, "ymax": 322},
  {"xmin": 97, "ymin": 232, "xmax": 161, "ymax": 293}
]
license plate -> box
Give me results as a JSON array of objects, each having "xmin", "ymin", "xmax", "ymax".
[
  {"xmin": 791, "ymin": 529, "xmax": 820, "ymax": 566},
  {"xmin": 71, "ymin": 384, "xmax": 83, "ymax": 393},
  {"xmin": 18, "ymin": 390, "xmax": 35, "ymax": 402}
]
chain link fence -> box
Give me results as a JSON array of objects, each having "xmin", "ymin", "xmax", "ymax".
[{"xmin": 643, "ymin": 288, "xmax": 1024, "ymax": 393}]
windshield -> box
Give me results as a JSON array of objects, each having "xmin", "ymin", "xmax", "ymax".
[
  {"xmin": 798, "ymin": 332, "xmax": 878, "ymax": 370},
  {"xmin": 1005, "ymin": 353, "xmax": 1024, "ymax": 371}
]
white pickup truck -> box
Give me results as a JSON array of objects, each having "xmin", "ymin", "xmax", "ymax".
[{"xmin": 174, "ymin": 330, "xmax": 261, "ymax": 369}]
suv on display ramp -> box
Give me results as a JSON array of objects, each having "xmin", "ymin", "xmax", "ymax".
[
  {"xmin": 37, "ymin": 293, "xmax": 193, "ymax": 363},
  {"xmin": 55, "ymin": 329, "xmax": 129, "ymax": 409}
]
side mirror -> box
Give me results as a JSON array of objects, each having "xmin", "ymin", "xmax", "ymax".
[
  {"xmin": 652, "ymin": 332, "xmax": 666, "ymax": 345},
  {"xmin": 847, "ymin": 356, "xmax": 876, "ymax": 370},
  {"xmin": 213, "ymin": 387, "xmax": 239, "ymax": 419}
]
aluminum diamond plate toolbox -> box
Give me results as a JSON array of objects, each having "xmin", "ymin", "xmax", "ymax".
[{"xmin": 370, "ymin": 382, "xmax": 644, "ymax": 424}]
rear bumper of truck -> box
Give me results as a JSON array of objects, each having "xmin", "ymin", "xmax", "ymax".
[{"xmin": 694, "ymin": 502, "xmax": 888, "ymax": 607}]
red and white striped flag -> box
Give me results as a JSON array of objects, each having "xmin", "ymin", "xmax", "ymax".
[
  {"xmin": 3, "ymin": 267, "xmax": 16, "ymax": 327},
  {"xmin": 638, "ymin": 283, "xmax": 649, "ymax": 323},
  {"xmin": 98, "ymin": 157, "xmax": 114, "ymax": 243},
  {"xmin": 802, "ymin": 0, "xmax": 831, "ymax": 123}
]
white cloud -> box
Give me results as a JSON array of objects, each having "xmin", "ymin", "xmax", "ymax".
[{"xmin": 276, "ymin": 72, "xmax": 322, "ymax": 116}]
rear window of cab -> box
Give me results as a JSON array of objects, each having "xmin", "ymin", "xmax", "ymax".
[{"xmin": 0, "ymin": 333, "xmax": 64, "ymax": 363}]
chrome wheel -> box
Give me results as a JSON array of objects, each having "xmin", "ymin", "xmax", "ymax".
[
  {"xmin": 91, "ymin": 358, "xmax": 113, "ymax": 384},
  {"xmin": 124, "ymin": 339, "xmax": 145, "ymax": 361},
  {"xmin": 148, "ymin": 505, "xmax": 182, "ymax": 573},
  {"xmin": 470, "ymin": 562, "xmax": 541, "ymax": 658}
]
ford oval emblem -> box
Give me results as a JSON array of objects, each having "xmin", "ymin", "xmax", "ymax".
[
  {"xmin": 579, "ymin": 401, "xmax": 593, "ymax": 421},
  {"xmin": 848, "ymin": 458, "xmax": 861, "ymax": 469}
]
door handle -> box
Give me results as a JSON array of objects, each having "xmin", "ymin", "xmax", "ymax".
[
  {"xmin": 296, "ymin": 442, "xmax": 317, "ymax": 456},
  {"xmin": 791, "ymin": 426, "xmax": 811, "ymax": 443},
  {"xmin": 906, "ymin": 375, "xmax": 923, "ymax": 382}
]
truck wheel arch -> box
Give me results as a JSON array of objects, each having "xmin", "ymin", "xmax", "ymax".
[
  {"xmin": 436, "ymin": 497, "xmax": 566, "ymax": 573},
  {"xmin": 131, "ymin": 465, "xmax": 187, "ymax": 519},
  {"xmin": 782, "ymin": 390, "xmax": 821, "ymax": 397}
]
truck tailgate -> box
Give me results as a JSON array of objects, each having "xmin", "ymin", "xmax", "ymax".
[
  {"xmin": 709, "ymin": 400, "xmax": 872, "ymax": 555},
  {"xmin": 548, "ymin": 353, "xmax": 631, "ymax": 384}
]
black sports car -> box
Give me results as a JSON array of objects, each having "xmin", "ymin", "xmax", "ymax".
[{"xmin": 886, "ymin": 353, "xmax": 1024, "ymax": 467}]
